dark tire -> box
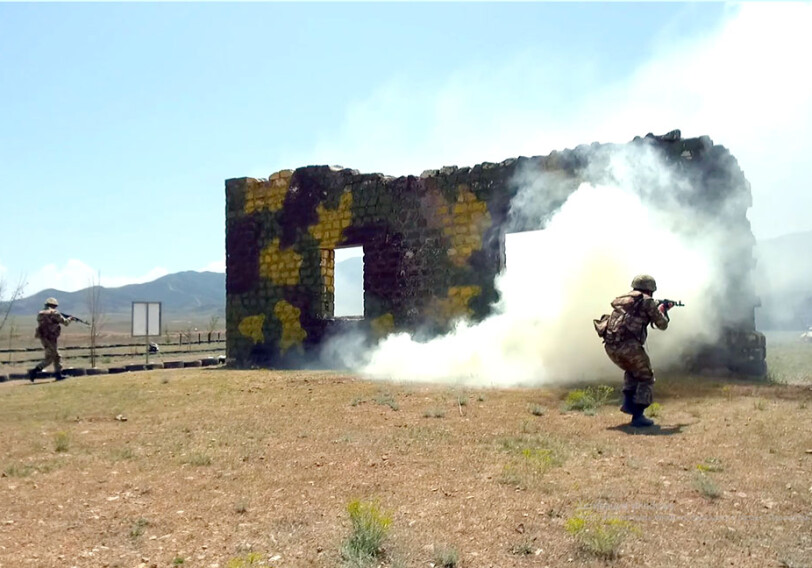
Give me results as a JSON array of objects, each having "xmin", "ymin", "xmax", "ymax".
[
  {"xmin": 9, "ymin": 373, "xmax": 28, "ymax": 380},
  {"xmin": 146, "ymin": 363, "xmax": 164, "ymax": 370},
  {"xmin": 86, "ymin": 368, "xmax": 108, "ymax": 376},
  {"xmin": 163, "ymin": 361, "xmax": 184, "ymax": 369},
  {"xmin": 200, "ymin": 357, "xmax": 217, "ymax": 367},
  {"xmin": 125, "ymin": 364, "xmax": 146, "ymax": 372},
  {"xmin": 0, "ymin": 375, "xmax": 8, "ymax": 383},
  {"xmin": 183, "ymin": 360, "xmax": 203, "ymax": 368},
  {"xmin": 108, "ymin": 367, "xmax": 127, "ymax": 374}
]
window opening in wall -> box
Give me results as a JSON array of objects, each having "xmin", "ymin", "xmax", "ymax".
[
  {"xmin": 334, "ymin": 246, "xmax": 364, "ymax": 317},
  {"xmin": 504, "ymin": 230, "xmax": 545, "ymax": 279}
]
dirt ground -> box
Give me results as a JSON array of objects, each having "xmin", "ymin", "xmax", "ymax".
[{"xmin": 1, "ymin": 365, "xmax": 811, "ymax": 568}]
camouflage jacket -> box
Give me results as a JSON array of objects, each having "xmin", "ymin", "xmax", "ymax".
[
  {"xmin": 35, "ymin": 308, "xmax": 71, "ymax": 341},
  {"xmin": 599, "ymin": 290, "xmax": 669, "ymax": 345}
]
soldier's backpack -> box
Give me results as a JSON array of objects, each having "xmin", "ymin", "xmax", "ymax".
[{"xmin": 593, "ymin": 292, "xmax": 646, "ymax": 344}]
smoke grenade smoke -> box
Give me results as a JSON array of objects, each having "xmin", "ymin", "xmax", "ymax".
[{"xmin": 330, "ymin": 143, "xmax": 740, "ymax": 386}]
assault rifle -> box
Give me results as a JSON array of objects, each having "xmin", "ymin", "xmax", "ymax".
[
  {"xmin": 657, "ymin": 299, "xmax": 685, "ymax": 309},
  {"xmin": 62, "ymin": 313, "xmax": 91, "ymax": 326}
]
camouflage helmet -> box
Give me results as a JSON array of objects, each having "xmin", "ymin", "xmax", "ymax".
[
  {"xmin": 631, "ymin": 274, "xmax": 657, "ymax": 293},
  {"xmin": 45, "ymin": 297, "xmax": 59, "ymax": 307}
]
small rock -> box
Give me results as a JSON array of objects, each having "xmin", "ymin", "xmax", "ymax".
[{"xmin": 115, "ymin": 415, "xmax": 127, "ymax": 422}]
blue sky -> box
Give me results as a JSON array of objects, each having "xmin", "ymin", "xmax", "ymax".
[{"xmin": 2, "ymin": 2, "xmax": 810, "ymax": 296}]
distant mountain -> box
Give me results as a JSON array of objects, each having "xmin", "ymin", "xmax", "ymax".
[
  {"xmin": 754, "ymin": 230, "xmax": 812, "ymax": 330},
  {"xmin": 8, "ymin": 271, "xmax": 226, "ymax": 318},
  {"xmin": 5, "ymin": 258, "xmax": 365, "ymax": 321}
]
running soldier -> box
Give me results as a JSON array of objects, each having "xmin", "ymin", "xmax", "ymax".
[
  {"xmin": 28, "ymin": 297, "xmax": 75, "ymax": 382},
  {"xmin": 594, "ymin": 275, "xmax": 673, "ymax": 427}
]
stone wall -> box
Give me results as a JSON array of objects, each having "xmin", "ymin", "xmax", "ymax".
[{"xmin": 225, "ymin": 130, "xmax": 766, "ymax": 375}]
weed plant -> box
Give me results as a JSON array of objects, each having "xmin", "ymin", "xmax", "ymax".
[
  {"xmin": 563, "ymin": 385, "xmax": 615, "ymax": 412},
  {"xmin": 434, "ymin": 545, "xmax": 459, "ymax": 567},
  {"xmin": 54, "ymin": 431, "xmax": 70, "ymax": 453},
  {"xmin": 565, "ymin": 511, "xmax": 636, "ymax": 559},
  {"xmin": 341, "ymin": 499, "xmax": 392, "ymax": 566}
]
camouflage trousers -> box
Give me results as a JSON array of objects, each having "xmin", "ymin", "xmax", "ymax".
[
  {"xmin": 38, "ymin": 338, "xmax": 62, "ymax": 373},
  {"xmin": 604, "ymin": 339, "xmax": 654, "ymax": 406}
]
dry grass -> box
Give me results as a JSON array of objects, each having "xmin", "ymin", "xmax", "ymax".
[{"xmin": 1, "ymin": 353, "xmax": 812, "ymax": 567}]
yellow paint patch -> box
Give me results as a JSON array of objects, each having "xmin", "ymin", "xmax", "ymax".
[
  {"xmin": 238, "ymin": 314, "xmax": 265, "ymax": 344},
  {"xmin": 370, "ymin": 313, "xmax": 395, "ymax": 338},
  {"xmin": 244, "ymin": 170, "xmax": 293, "ymax": 214},
  {"xmin": 259, "ymin": 238, "xmax": 302, "ymax": 286},
  {"xmin": 427, "ymin": 286, "xmax": 482, "ymax": 323},
  {"xmin": 274, "ymin": 300, "xmax": 307, "ymax": 353},
  {"xmin": 437, "ymin": 185, "xmax": 492, "ymax": 267},
  {"xmin": 309, "ymin": 190, "xmax": 353, "ymax": 249}
]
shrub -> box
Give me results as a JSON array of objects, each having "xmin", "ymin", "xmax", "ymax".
[
  {"xmin": 374, "ymin": 392, "xmax": 399, "ymax": 411},
  {"xmin": 341, "ymin": 499, "xmax": 392, "ymax": 565},
  {"xmin": 565, "ymin": 511, "xmax": 635, "ymax": 559},
  {"xmin": 185, "ymin": 452, "xmax": 212, "ymax": 466},
  {"xmin": 129, "ymin": 518, "xmax": 150, "ymax": 539},
  {"xmin": 529, "ymin": 404, "xmax": 546, "ymax": 416},
  {"xmin": 693, "ymin": 472, "xmax": 722, "ymax": 499},
  {"xmin": 695, "ymin": 458, "xmax": 723, "ymax": 473},
  {"xmin": 423, "ymin": 408, "xmax": 445, "ymax": 419},
  {"xmin": 434, "ymin": 545, "xmax": 459, "ymax": 567},
  {"xmin": 226, "ymin": 553, "xmax": 265, "ymax": 568},
  {"xmin": 645, "ymin": 402, "xmax": 662, "ymax": 417},
  {"xmin": 563, "ymin": 385, "xmax": 614, "ymax": 412},
  {"xmin": 54, "ymin": 431, "xmax": 70, "ymax": 453}
]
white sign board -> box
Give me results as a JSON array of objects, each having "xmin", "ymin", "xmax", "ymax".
[{"xmin": 132, "ymin": 302, "xmax": 161, "ymax": 337}]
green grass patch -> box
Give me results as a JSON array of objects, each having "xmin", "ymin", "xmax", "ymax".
[
  {"xmin": 565, "ymin": 510, "xmax": 636, "ymax": 559},
  {"xmin": 563, "ymin": 385, "xmax": 615, "ymax": 412},
  {"xmin": 645, "ymin": 402, "xmax": 662, "ymax": 417},
  {"xmin": 53, "ymin": 431, "xmax": 70, "ymax": 453},
  {"xmin": 226, "ymin": 553, "xmax": 266, "ymax": 568},
  {"xmin": 341, "ymin": 499, "xmax": 392, "ymax": 566}
]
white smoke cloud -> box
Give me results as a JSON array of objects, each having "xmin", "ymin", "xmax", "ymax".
[
  {"xmin": 358, "ymin": 144, "xmax": 725, "ymax": 386},
  {"xmin": 308, "ymin": 3, "xmax": 812, "ymax": 241}
]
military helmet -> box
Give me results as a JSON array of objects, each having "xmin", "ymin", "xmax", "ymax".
[
  {"xmin": 45, "ymin": 297, "xmax": 59, "ymax": 307},
  {"xmin": 631, "ymin": 274, "xmax": 657, "ymax": 293}
]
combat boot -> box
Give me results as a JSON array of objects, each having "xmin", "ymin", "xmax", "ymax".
[
  {"xmin": 619, "ymin": 392, "xmax": 635, "ymax": 415},
  {"xmin": 54, "ymin": 371, "xmax": 65, "ymax": 382},
  {"xmin": 28, "ymin": 367, "xmax": 40, "ymax": 382},
  {"xmin": 630, "ymin": 404, "xmax": 654, "ymax": 427}
]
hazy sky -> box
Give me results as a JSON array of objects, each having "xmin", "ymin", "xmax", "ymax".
[{"xmin": 2, "ymin": 2, "xmax": 810, "ymax": 296}]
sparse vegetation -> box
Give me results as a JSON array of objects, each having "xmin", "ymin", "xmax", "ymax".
[
  {"xmin": 565, "ymin": 510, "xmax": 636, "ymax": 559},
  {"xmin": 529, "ymin": 404, "xmax": 546, "ymax": 416},
  {"xmin": 423, "ymin": 408, "xmax": 445, "ymax": 419},
  {"xmin": 693, "ymin": 472, "xmax": 722, "ymax": 499},
  {"xmin": 563, "ymin": 385, "xmax": 615, "ymax": 412},
  {"xmin": 184, "ymin": 452, "xmax": 212, "ymax": 466},
  {"xmin": 374, "ymin": 391, "xmax": 399, "ymax": 411},
  {"xmin": 646, "ymin": 402, "xmax": 662, "ymax": 417},
  {"xmin": 226, "ymin": 553, "xmax": 266, "ymax": 568},
  {"xmin": 341, "ymin": 499, "xmax": 392, "ymax": 566},
  {"xmin": 129, "ymin": 518, "xmax": 150, "ymax": 539},
  {"xmin": 226, "ymin": 553, "xmax": 265, "ymax": 568},
  {"xmin": 54, "ymin": 431, "xmax": 70, "ymax": 453},
  {"xmin": 696, "ymin": 457, "xmax": 724, "ymax": 473},
  {"xmin": 433, "ymin": 545, "xmax": 459, "ymax": 567}
]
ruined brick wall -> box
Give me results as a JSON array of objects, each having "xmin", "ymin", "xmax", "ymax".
[{"xmin": 225, "ymin": 131, "xmax": 766, "ymax": 375}]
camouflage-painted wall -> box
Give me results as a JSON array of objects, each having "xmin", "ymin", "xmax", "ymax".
[{"xmin": 225, "ymin": 131, "xmax": 766, "ymax": 375}]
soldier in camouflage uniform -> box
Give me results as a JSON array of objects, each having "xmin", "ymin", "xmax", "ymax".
[
  {"xmin": 28, "ymin": 297, "xmax": 75, "ymax": 382},
  {"xmin": 596, "ymin": 275, "xmax": 672, "ymax": 427}
]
